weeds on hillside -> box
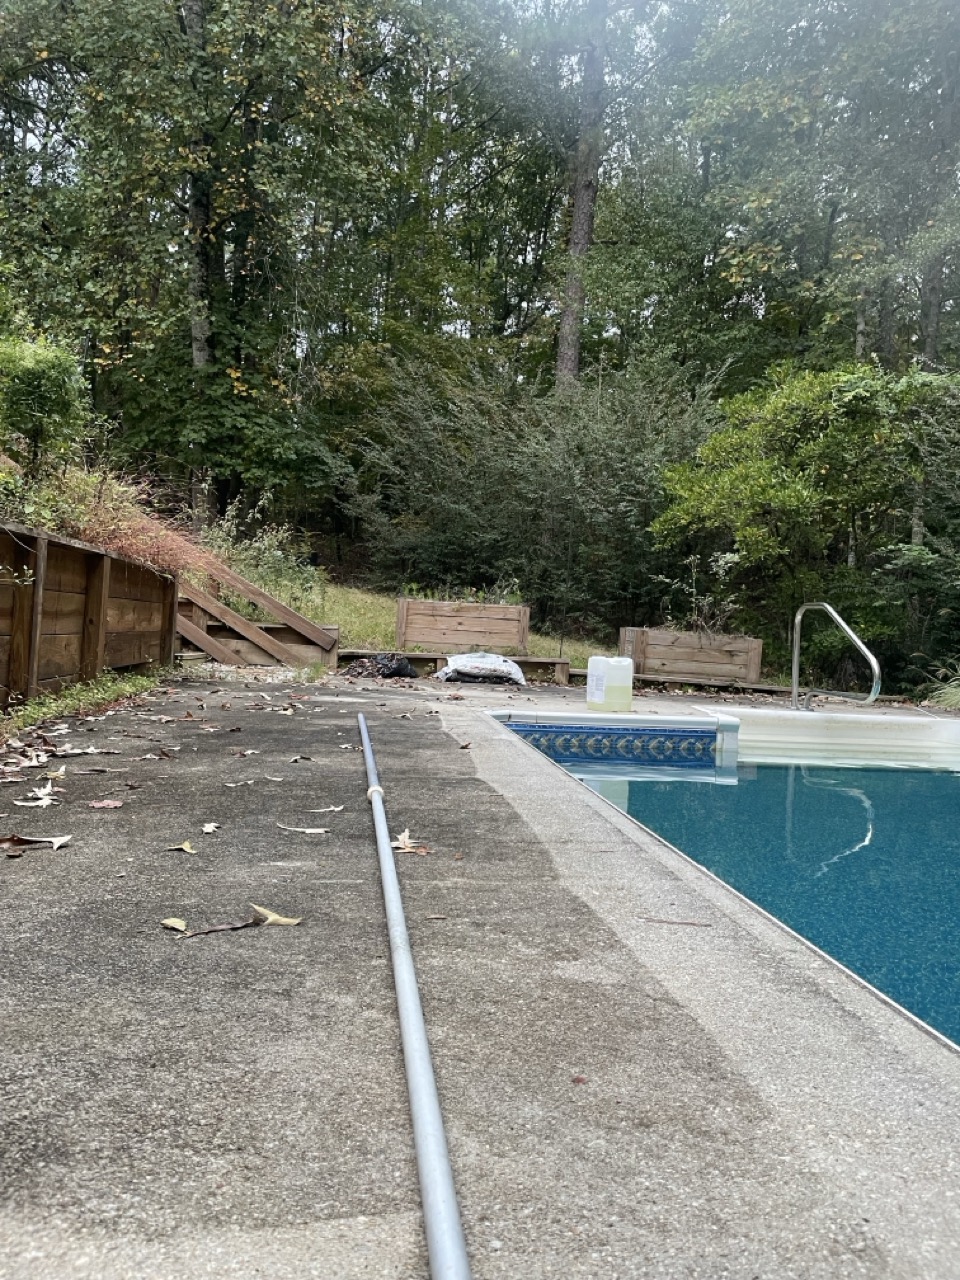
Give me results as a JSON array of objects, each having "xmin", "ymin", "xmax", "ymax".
[{"xmin": 200, "ymin": 500, "xmax": 327, "ymax": 618}]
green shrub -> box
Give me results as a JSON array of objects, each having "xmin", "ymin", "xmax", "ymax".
[{"xmin": 0, "ymin": 336, "xmax": 87, "ymax": 468}]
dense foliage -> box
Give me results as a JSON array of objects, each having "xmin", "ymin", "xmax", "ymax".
[{"xmin": 1, "ymin": 0, "xmax": 959, "ymax": 685}]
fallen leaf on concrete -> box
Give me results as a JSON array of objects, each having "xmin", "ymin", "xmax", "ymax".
[
  {"xmin": 452, "ymin": 852, "xmax": 465, "ymax": 860},
  {"xmin": 425, "ymin": 915, "xmax": 447, "ymax": 920},
  {"xmin": 180, "ymin": 710, "xmax": 196, "ymax": 720},
  {"xmin": 228, "ymin": 726, "xmax": 242, "ymax": 732},
  {"xmin": 250, "ymin": 903, "xmax": 302, "ymax": 926},
  {"xmin": 288, "ymin": 755, "xmax": 313, "ymax": 763},
  {"xmin": 338, "ymin": 744, "xmax": 360, "ymax": 751},
  {"xmin": 446, "ymin": 694, "xmax": 465, "ymax": 701},
  {"xmin": 166, "ymin": 841, "xmax": 197, "ymax": 853},
  {"xmin": 231, "ymin": 748, "xmax": 259, "ymax": 757},
  {"xmin": 277, "ymin": 708, "xmax": 295, "ymax": 717},
  {"xmin": 459, "ymin": 742, "xmax": 471, "ymax": 750},
  {"xmin": 276, "ymin": 823, "xmax": 330, "ymax": 835},
  {"xmin": 202, "ymin": 822, "xmax": 221, "ymax": 834},
  {"xmin": 139, "ymin": 753, "xmax": 159, "ymax": 760},
  {"xmin": 264, "ymin": 775, "xmax": 285, "ymax": 782},
  {"xmin": 638, "ymin": 916, "xmax": 713, "ymax": 928},
  {"xmin": 88, "ymin": 799, "xmax": 123, "ymax": 809},
  {"xmin": 571, "ymin": 1075, "xmax": 588, "ymax": 1085},
  {"xmin": 391, "ymin": 829, "xmax": 433, "ymax": 855},
  {"xmin": 14, "ymin": 796, "xmax": 57, "ymax": 808},
  {"xmin": 0, "ymin": 832, "xmax": 71, "ymax": 855},
  {"xmin": 225, "ymin": 780, "xmax": 256, "ymax": 787},
  {"xmin": 308, "ymin": 805, "xmax": 344, "ymax": 813},
  {"xmin": 394, "ymin": 713, "xmax": 412, "ymax": 719},
  {"xmin": 75, "ymin": 767, "xmax": 128, "ymax": 774},
  {"xmin": 181, "ymin": 917, "xmax": 259, "ymax": 938},
  {"xmin": 160, "ymin": 917, "xmax": 188, "ymax": 932},
  {"xmin": 199, "ymin": 725, "xmax": 223, "ymax": 733},
  {"xmin": 43, "ymin": 766, "xmax": 66, "ymax": 779}
]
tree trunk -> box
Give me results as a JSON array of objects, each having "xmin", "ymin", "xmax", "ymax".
[
  {"xmin": 920, "ymin": 254, "xmax": 944, "ymax": 370},
  {"xmin": 876, "ymin": 275, "xmax": 897, "ymax": 369},
  {"xmin": 556, "ymin": 3, "xmax": 606, "ymax": 383},
  {"xmin": 180, "ymin": 0, "xmax": 217, "ymax": 371},
  {"xmin": 855, "ymin": 287, "xmax": 869, "ymax": 361}
]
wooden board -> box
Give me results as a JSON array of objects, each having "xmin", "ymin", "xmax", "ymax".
[
  {"xmin": 109, "ymin": 561, "xmax": 166, "ymax": 602},
  {"xmin": 0, "ymin": 583, "xmax": 14, "ymax": 634},
  {"xmin": 208, "ymin": 564, "xmax": 337, "ymax": 651},
  {"xmin": 81, "ymin": 554, "xmax": 111, "ymax": 681},
  {"xmin": 104, "ymin": 631, "xmax": 163, "ymax": 668},
  {"xmin": 37, "ymin": 632, "xmax": 82, "ymax": 682},
  {"xmin": 106, "ymin": 598, "xmax": 164, "ymax": 632},
  {"xmin": 40, "ymin": 590, "xmax": 86, "ymax": 635},
  {"xmin": 620, "ymin": 627, "xmax": 762, "ymax": 683},
  {"xmin": 179, "ymin": 581, "xmax": 302, "ymax": 666},
  {"xmin": 176, "ymin": 615, "xmax": 245, "ymax": 666},
  {"xmin": 397, "ymin": 599, "xmax": 530, "ymax": 654},
  {"xmin": 208, "ymin": 636, "xmax": 281, "ymax": 666},
  {"xmin": 45, "ymin": 543, "xmax": 88, "ymax": 594}
]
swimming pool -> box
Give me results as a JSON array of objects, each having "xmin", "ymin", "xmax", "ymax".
[
  {"xmin": 595, "ymin": 762, "xmax": 960, "ymax": 1046},
  {"xmin": 491, "ymin": 707, "xmax": 960, "ymax": 1046}
]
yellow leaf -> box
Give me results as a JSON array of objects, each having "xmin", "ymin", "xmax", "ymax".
[
  {"xmin": 250, "ymin": 903, "xmax": 302, "ymax": 926},
  {"xmin": 161, "ymin": 917, "xmax": 187, "ymax": 932}
]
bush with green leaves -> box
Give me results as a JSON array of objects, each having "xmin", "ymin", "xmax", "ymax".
[
  {"xmin": 654, "ymin": 365, "xmax": 960, "ymax": 687},
  {"xmin": 350, "ymin": 354, "xmax": 720, "ymax": 640},
  {"xmin": 0, "ymin": 337, "xmax": 87, "ymax": 469}
]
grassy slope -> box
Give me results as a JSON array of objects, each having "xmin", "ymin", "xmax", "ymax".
[{"xmin": 323, "ymin": 585, "xmax": 612, "ymax": 668}]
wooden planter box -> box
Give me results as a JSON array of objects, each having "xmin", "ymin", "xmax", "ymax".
[
  {"xmin": 0, "ymin": 522, "xmax": 177, "ymax": 704},
  {"xmin": 619, "ymin": 627, "xmax": 762, "ymax": 684}
]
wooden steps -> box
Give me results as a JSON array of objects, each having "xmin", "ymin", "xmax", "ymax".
[{"xmin": 176, "ymin": 572, "xmax": 338, "ymax": 669}]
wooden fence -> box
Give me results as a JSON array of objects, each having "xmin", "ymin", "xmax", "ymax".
[{"xmin": 0, "ymin": 522, "xmax": 176, "ymax": 704}]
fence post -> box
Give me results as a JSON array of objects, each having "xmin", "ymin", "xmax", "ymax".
[
  {"xmin": 10, "ymin": 536, "xmax": 47, "ymax": 699},
  {"xmin": 81, "ymin": 552, "xmax": 111, "ymax": 681},
  {"xmin": 26, "ymin": 537, "xmax": 48, "ymax": 697},
  {"xmin": 160, "ymin": 573, "xmax": 178, "ymax": 667},
  {"xmin": 8, "ymin": 537, "xmax": 35, "ymax": 698}
]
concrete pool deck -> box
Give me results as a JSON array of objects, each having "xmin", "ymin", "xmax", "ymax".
[{"xmin": 1, "ymin": 673, "xmax": 959, "ymax": 1277}]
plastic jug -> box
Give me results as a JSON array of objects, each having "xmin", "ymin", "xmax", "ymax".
[{"xmin": 586, "ymin": 656, "xmax": 634, "ymax": 713}]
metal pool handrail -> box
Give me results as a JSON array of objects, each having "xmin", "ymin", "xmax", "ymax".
[{"xmin": 791, "ymin": 602, "xmax": 881, "ymax": 710}]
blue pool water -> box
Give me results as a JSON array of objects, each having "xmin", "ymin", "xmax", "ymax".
[{"xmin": 605, "ymin": 764, "xmax": 960, "ymax": 1044}]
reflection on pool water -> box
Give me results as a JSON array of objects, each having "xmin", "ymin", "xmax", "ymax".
[{"xmin": 586, "ymin": 763, "xmax": 960, "ymax": 1046}]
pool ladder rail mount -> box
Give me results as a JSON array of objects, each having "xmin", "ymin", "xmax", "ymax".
[{"xmin": 791, "ymin": 602, "xmax": 881, "ymax": 711}]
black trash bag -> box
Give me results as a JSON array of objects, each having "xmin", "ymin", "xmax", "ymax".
[
  {"xmin": 342, "ymin": 652, "xmax": 420, "ymax": 680},
  {"xmin": 374, "ymin": 652, "xmax": 420, "ymax": 679}
]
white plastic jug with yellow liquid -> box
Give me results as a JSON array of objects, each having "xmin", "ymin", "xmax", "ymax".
[{"xmin": 585, "ymin": 655, "xmax": 634, "ymax": 713}]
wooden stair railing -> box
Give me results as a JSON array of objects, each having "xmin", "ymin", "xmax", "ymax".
[{"xmin": 176, "ymin": 567, "xmax": 338, "ymax": 669}]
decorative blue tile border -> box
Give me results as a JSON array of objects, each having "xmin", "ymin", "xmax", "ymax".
[{"xmin": 507, "ymin": 722, "xmax": 717, "ymax": 768}]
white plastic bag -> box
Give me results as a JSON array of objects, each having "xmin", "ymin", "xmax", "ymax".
[{"xmin": 432, "ymin": 652, "xmax": 527, "ymax": 685}]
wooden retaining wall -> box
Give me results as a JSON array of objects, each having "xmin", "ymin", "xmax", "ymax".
[
  {"xmin": 619, "ymin": 627, "xmax": 763, "ymax": 684},
  {"xmin": 396, "ymin": 599, "xmax": 530, "ymax": 655},
  {"xmin": 0, "ymin": 523, "xmax": 176, "ymax": 704}
]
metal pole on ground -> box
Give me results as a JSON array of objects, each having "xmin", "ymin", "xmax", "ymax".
[{"xmin": 357, "ymin": 713, "xmax": 472, "ymax": 1280}]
